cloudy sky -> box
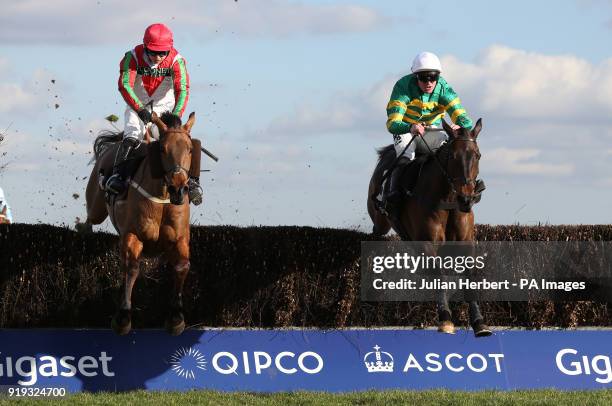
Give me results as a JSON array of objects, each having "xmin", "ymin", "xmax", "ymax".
[{"xmin": 0, "ymin": 0, "xmax": 611, "ymax": 231}]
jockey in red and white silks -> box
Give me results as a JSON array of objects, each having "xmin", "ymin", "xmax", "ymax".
[
  {"xmin": 106, "ymin": 23, "xmax": 202, "ymax": 206},
  {"xmin": 118, "ymin": 24, "xmax": 189, "ymax": 141}
]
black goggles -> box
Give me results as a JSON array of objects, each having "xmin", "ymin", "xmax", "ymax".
[
  {"xmin": 416, "ymin": 72, "xmax": 439, "ymax": 83},
  {"xmin": 146, "ymin": 48, "xmax": 169, "ymax": 57}
]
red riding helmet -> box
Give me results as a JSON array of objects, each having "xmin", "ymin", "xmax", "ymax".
[{"xmin": 143, "ymin": 23, "xmax": 173, "ymax": 51}]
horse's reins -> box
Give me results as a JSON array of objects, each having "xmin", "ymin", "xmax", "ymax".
[
  {"xmin": 419, "ymin": 133, "xmax": 480, "ymax": 202},
  {"xmin": 381, "ymin": 123, "xmax": 443, "ymax": 183},
  {"xmin": 418, "ymin": 130, "xmax": 457, "ymax": 194}
]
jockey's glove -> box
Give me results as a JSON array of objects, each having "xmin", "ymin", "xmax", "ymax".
[{"xmin": 138, "ymin": 108, "xmax": 152, "ymax": 124}]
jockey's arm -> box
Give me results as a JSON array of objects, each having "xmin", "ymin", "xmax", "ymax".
[
  {"xmin": 440, "ymin": 84, "xmax": 473, "ymax": 129},
  {"xmin": 118, "ymin": 51, "xmax": 144, "ymax": 113},
  {"xmin": 386, "ymin": 82, "xmax": 416, "ymax": 135},
  {"xmin": 171, "ymin": 57, "xmax": 189, "ymax": 117}
]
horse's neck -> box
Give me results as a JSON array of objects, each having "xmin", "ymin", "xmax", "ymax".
[
  {"xmin": 419, "ymin": 151, "xmax": 452, "ymax": 200},
  {"xmin": 133, "ymin": 156, "xmax": 167, "ymax": 199}
]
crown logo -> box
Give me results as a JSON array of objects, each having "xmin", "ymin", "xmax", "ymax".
[{"xmin": 364, "ymin": 345, "xmax": 394, "ymax": 373}]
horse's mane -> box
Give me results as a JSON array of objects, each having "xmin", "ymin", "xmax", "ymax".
[
  {"xmin": 376, "ymin": 145, "xmax": 396, "ymax": 171},
  {"xmin": 91, "ymin": 112, "xmax": 182, "ymax": 161},
  {"xmin": 160, "ymin": 112, "xmax": 181, "ymax": 129},
  {"xmin": 93, "ymin": 131, "xmax": 123, "ymax": 161}
]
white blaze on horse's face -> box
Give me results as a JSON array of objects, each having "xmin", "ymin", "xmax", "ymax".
[
  {"xmin": 160, "ymin": 131, "xmax": 192, "ymax": 191},
  {"xmin": 151, "ymin": 112, "xmax": 196, "ymax": 204}
]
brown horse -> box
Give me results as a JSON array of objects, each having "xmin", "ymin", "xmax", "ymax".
[
  {"xmin": 368, "ymin": 119, "xmax": 491, "ymax": 337},
  {"xmin": 82, "ymin": 111, "xmax": 195, "ymax": 336}
]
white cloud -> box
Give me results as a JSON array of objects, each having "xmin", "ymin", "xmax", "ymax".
[
  {"xmin": 443, "ymin": 45, "xmax": 612, "ymax": 121},
  {"xmin": 483, "ymin": 148, "xmax": 574, "ymax": 176},
  {"xmin": 0, "ymin": 83, "xmax": 37, "ymax": 113},
  {"xmin": 0, "ymin": 0, "xmax": 388, "ymax": 45},
  {"xmin": 263, "ymin": 46, "xmax": 612, "ymax": 138},
  {"xmin": 264, "ymin": 75, "xmax": 395, "ymax": 137},
  {"xmin": 0, "ymin": 67, "xmax": 58, "ymax": 114},
  {"xmin": 254, "ymin": 45, "xmax": 611, "ymax": 184}
]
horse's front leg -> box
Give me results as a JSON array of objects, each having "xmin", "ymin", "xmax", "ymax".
[
  {"xmin": 447, "ymin": 210, "xmax": 492, "ymax": 337},
  {"xmin": 415, "ymin": 217, "xmax": 455, "ymax": 334},
  {"xmin": 112, "ymin": 232, "xmax": 143, "ymax": 335},
  {"xmin": 164, "ymin": 235, "xmax": 190, "ymax": 336}
]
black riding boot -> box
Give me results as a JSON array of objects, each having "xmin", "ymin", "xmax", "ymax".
[
  {"xmin": 383, "ymin": 157, "xmax": 412, "ymax": 219},
  {"xmin": 105, "ymin": 137, "xmax": 139, "ymax": 195},
  {"xmin": 188, "ymin": 177, "xmax": 203, "ymax": 206}
]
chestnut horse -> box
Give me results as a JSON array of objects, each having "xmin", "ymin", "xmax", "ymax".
[
  {"xmin": 82, "ymin": 111, "xmax": 195, "ymax": 336},
  {"xmin": 368, "ymin": 119, "xmax": 491, "ymax": 337}
]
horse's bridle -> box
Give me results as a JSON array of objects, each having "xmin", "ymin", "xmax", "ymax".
[
  {"xmin": 159, "ymin": 132, "xmax": 189, "ymax": 204},
  {"xmin": 421, "ymin": 135, "xmax": 481, "ymax": 208},
  {"xmin": 161, "ymin": 162, "xmax": 190, "ymax": 184},
  {"xmin": 158, "ymin": 132, "xmax": 192, "ymax": 200}
]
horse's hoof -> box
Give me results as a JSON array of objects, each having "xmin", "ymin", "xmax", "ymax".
[
  {"xmin": 111, "ymin": 310, "xmax": 132, "ymax": 336},
  {"xmin": 165, "ymin": 319, "xmax": 185, "ymax": 336},
  {"xmin": 437, "ymin": 320, "xmax": 455, "ymax": 334},
  {"xmin": 111, "ymin": 317, "xmax": 131, "ymax": 336},
  {"xmin": 472, "ymin": 320, "xmax": 493, "ymax": 337}
]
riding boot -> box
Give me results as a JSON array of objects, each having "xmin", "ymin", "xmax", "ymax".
[
  {"xmin": 383, "ymin": 156, "xmax": 412, "ymax": 219},
  {"xmin": 105, "ymin": 137, "xmax": 140, "ymax": 195},
  {"xmin": 188, "ymin": 177, "xmax": 204, "ymax": 206}
]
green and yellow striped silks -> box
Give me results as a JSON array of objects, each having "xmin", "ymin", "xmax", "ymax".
[{"xmin": 386, "ymin": 74, "xmax": 473, "ymax": 135}]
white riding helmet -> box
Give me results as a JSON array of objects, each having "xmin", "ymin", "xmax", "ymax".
[{"xmin": 411, "ymin": 51, "xmax": 442, "ymax": 73}]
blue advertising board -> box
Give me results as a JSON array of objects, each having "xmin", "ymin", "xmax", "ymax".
[{"xmin": 0, "ymin": 329, "xmax": 610, "ymax": 393}]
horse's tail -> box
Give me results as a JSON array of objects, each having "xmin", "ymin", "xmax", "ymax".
[
  {"xmin": 368, "ymin": 144, "xmax": 395, "ymax": 236},
  {"xmin": 374, "ymin": 144, "xmax": 396, "ymax": 176},
  {"xmin": 93, "ymin": 130, "xmax": 123, "ymax": 161}
]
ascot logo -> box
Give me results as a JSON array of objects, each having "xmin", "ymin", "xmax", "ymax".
[
  {"xmin": 361, "ymin": 347, "xmax": 505, "ymax": 374},
  {"xmin": 169, "ymin": 347, "xmax": 207, "ymax": 380},
  {"xmin": 364, "ymin": 345, "xmax": 394, "ymax": 373}
]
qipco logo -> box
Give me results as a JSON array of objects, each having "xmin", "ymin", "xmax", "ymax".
[{"xmin": 212, "ymin": 351, "xmax": 324, "ymax": 375}]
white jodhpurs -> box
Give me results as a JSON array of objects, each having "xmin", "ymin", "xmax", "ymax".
[
  {"xmin": 393, "ymin": 131, "xmax": 448, "ymax": 158},
  {"xmin": 123, "ymin": 97, "xmax": 175, "ymax": 141}
]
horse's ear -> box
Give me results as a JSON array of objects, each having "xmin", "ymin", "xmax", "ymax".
[
  {"xmin": 472, "ymin": 118, "xmax": 482, "ymax": 139},
  {"xmin": 441, "ymin": 119, "xmax": 457, "ymax": 138},
  {"xmin": 1, "ymin": 206, "xmax": 6, "ymax": 216},
  {"xmin": 151, "ymin": 112, "xmax": 168, "ymax": 134},
  {"xmin": 183, "ymin": 112, "xmax": 196, "ymax": 133}
]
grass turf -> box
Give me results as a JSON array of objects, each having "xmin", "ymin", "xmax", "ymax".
[{"xmin": 2, "ymin": 389, "xmax": 612, "ymax": 405}]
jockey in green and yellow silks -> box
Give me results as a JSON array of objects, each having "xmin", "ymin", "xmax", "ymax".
[
  {"xmin": 382, "ymin": 51, "xmax": 484, "ymax": 217},
  {"xmin": 386, "ymin": 75, "xmax": 472, "ymax": 136}
]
